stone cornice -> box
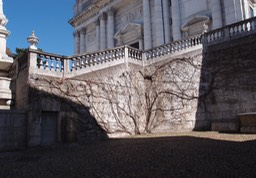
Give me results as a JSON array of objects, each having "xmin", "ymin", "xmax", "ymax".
[
  {"xmin": 0, "ymin": 28, "xmax": 10, "ymax": 36},
  {"xmin": 69, "ymin": 0, "xmax": 109, "ymax": 27}
]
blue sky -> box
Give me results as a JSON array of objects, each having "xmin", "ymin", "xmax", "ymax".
[{"xmin": 4, "ymin": 0, "xmax": 75, "ymax": 56}]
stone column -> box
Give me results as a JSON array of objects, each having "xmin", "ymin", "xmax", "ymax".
[
  {"xmin": 243, "ymin": 0, "xmax": 250, "ymax": 19},
  {"xmin": 211, "ymin": 0, "xmax": 223, "ymax": 29},
  {"xmin": 0, "ymin": 0, "xmax": 3, "ymax": 15},
  {"xmin": 163, "ymin": 0, "xmax": 171, "ymax": 44},
  {"xmin": 171, "ymin": 0, "xmax": 181, "ymax": 41},
  {"xmin": 143, "ymin": 0, "xmax": 152, "ymax": 49},
  {"xmin": 139, "ymin": 37, "xmax": 144, "ymax": 50},
  {"xmin": 95, "ymin": 19, "xmax": 100, "ymax": 51},
  {"xmin": 80, "ymin": 28, "xmax": 86, "ymax": 53},
  {"xmin": 74, "ymin": 31, "xmax": 80, "ymax": 54},
  {"xmin": 0, "ymin": 0, "xmax": 13, "ymax": 109},
  {"xmin": 154, "ymin": 0, "xmax": 165, "ymax": 46},
  {"xmin": 0, "ymin": 0, "xmax": 9, "ymax": 59},
  {"xmin": 107, "ymin": 8, "xmax": 115, "ymax": 49},
  {"xmin": 99, "ymin": 13, "xmax": 106, "ymax": 50}
]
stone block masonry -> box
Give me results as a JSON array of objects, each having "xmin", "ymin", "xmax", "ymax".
[
  {"xmin": 0, "ymin": 110, "xmax": 27, "ymax": 151},
  {"xmin": 197, "ymin": 33, "xmax": 256, "ymax": 132}
]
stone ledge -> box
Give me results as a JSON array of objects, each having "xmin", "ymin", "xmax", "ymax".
[
  {"xmin": 238, "ymin": 112, "xmax": 256, "ymax": 134},
  {"xmin": 240, "ymin": 127, "xmax": 256, "ymax": 134},
  {"xmin": 211, "ymin": 119, "xmax": 239, "ymax": 132}
]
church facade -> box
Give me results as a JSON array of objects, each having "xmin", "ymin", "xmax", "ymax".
[{"xmin": 69, "ymin": 0, "xmax": 256, "ymax": 54}]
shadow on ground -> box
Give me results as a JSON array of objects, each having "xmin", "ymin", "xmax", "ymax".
[{"xmin": 0, "ymin": 134, "xmax": 256, "ymax": 178}]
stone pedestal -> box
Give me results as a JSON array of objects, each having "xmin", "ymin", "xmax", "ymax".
[
  {"xmin": 0, "ymin": 77, "xmax": 12, "ymax": 109},
  {"xmin": 0, "ymin": 0, "xmax": 14, "ymax": 109},
  {"xmin": 239, "ymin": 113, "xmax": 256, "ymax": 133}
]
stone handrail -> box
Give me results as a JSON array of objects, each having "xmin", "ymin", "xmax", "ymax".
[
  {"xmin": 14, "ymin": 17, "xmax": 256, "ymax": 79},
  {"xmin": 69, "ymin": 46, "xmax": 125, "ymax": 71},
  {"xmin": 18, "ymin": 39, "xmax": 201, "ymax": 77},
  {"xmin": 205, "ymin": 16, "xmax": 256, "ymax": 45},
  {"xmin": 36, "ymin": 50, "xmax": 66, "ymax": 72},
  {"xmin": 144, "ymin": 34, "xmax": 202, "ymax": 60},
  {"xmin": 17, "ymin": 49, "xmax": 70, "ymax": 78}
]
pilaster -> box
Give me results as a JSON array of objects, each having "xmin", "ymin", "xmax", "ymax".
[
  {"xmin": 154, "ymin": 0, "xmax": 164, "ymax": 46},
  {"xmin": 211, "ymin": 0, "xmax": 223, "ymax": 29},
  {"xmin": 95, "ymin": 19, "xmax": 100, "ymax": 51},
  {"xmin": 99, "ymin": 13, "xmax": 107, "ymax": 50},
  {"xmin": 163, "ymin": 0, "xmax": 171, "ymax": 44},
  {"xmin": 143, "ymin": 0, "xmax": 152, "ymax": 49},
  {"xmin": 80, "ymin": 28, "xmax": 86, "ymax": 53},
  {"xmin": 107, "ymin": 8, "xmax": 115, "ymax": 49},
  {"xmin": 74, "ymin": 30, "xmax": 80, "ymax": 54},
  {"xmin": 243, "ymin": 0, "xmax": 250, "ymax": 19},
  {"xmin": 171, "ymin": 0, "xmax": 181, "ymax": 41}
]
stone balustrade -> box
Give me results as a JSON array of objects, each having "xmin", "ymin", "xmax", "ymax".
[
  {"xmin": 16, "ymin": 17, "xmax": 256, "ymax": 78},
  {"xmin": 145, "ymin": 34, "xmax": 202, "ymax": 60},
  {"xmin": 20, "ymin": 46, "xmax": 144, "ymax": 78},
  {"xmin": 70, "ymin": 46, "xmax": 125, "ymax": 71},
  {"xmin": 37, "ymin": 52, "xmax": 65, "ymax": 72},
  {"xmin": 205, "ymin": 16, "xmax": 256, "ymax": 45}
]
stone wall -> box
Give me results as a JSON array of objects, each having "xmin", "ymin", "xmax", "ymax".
[
  {"xmin": 0, "ymin": 110, "xmax": 27, "ymax": 151},
  {"xmin": 28, "ymin": 48, "xmax": 203, "ymax": 137},
  {"xmin": 26, "ymin": 82, "xmax": 108, "ymax": 145},
  {"xmin": 196, "ymin": 33, "xmax": 256, "ymax": 132}
]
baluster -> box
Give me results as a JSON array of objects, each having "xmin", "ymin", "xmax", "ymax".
[
  {"xmin": 122, "ymin": 48, "xmax": 125, "ymax": 58},
  {"xmin": 236, "ymin": 25, "xmax": 239, "ymax": 34},
  {"xmin": 45, "ymin": 56, "xmax": 49, "ymax": 70},
  {"xmin": 60, "ymin": 59, "xmax": 64, "ymax": 72},
  {"xmin": 146, "ymin": 52, "xmax": 150, "ymax": 60},
  {"xmin": 102, "ymin": 51, "xmax": 106, "ymax": 62},
  {"xmin": 105, "ymin": 51, "xmax": 109, "ymax": 62},
  {"xmin": 81, "ymin": 57, "xmax": 84, "ymax": 68},
  {"xmin": 149, "ymin": 51, "xmax": 152, "ymax": 59},
  {"xmin": 112, "ymin": 50, "xmax": 116, "ymax": 60},
  {"xmin": 37, "ymin": 57, "xmax": 43, "ymax": 69},
  {"xmin": 178, "ymin": 41, "xmax": 182, "ymax": 51},
  {"xmin": 210, "ymin": 33, "xmax": 213, "ymax": 42},
  {"xmin": 87, "ymin": 55, "xmax": 91, "ymax": 66},
  {"xmin": 84, "ymin": 55, "xmax": 88, "ymax": 67},
  {"xmin": 128, "ymin": 49, "xmax": 131, "ymax": 58},
  {"xmin": 69, "ymin": 59, "xmax": 73, "ymax": 71},
  {"xmin": 73, "ymin": 59, "xmax": 77, "ymax": 70},
  {"xmin": 50, "ymin": 58, "xmax": 54, "ymax": 70},
  {"xmin": 166, "ymin": 44, "xmax": 171, "ymax": 54},
  {"xmin": 152, "ymin": 49, "xmax": 155, "ymax": 58},
  {"xmin": 56, "ymin": 58, "xmax": 60, "ymax": 71},
  {"xmin": 91, "ymin": 54, "xmax": 95, "ymax": 65},
  {"xmin": 107, "ymin": 51, "xmax": 111, "ymax": 61}
]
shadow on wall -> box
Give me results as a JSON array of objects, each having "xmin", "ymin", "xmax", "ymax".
[
  {"xmin": 27, "ymin": 86, "xmax": 109, "ymax": 146},
  {"xmin": 195, "ymin": 33, "xmax": 256, "ymax": 132}
]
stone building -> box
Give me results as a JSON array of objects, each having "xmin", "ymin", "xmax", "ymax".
[
  {"xmin": 1, "ymin": 0, "xmax": 256, "ymax": 151},
  {"xmin": 69, "ymin": 0, "xmax": 256, "ymax": 54}
]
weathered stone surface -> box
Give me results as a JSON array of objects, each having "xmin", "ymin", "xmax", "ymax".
[
  {"xmin": 0, "ymin": 110, "xmax": 27, "ymax": 151},
  {"xmin": 197, "ymin": 33, "xmax": 256, "ymax": 132}
]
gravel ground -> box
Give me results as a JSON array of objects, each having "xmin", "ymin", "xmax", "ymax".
[{"xmin": 0, "ymin": 132, "xmax": 256, "ymax": 178}]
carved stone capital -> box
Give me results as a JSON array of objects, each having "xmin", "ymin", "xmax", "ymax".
[
  {"xmin": 107, "ymin": 8, "xmax": 115, "ymax": 16},
  {"xmin": 80, "ymin": 27, "xmax": 86, "ymax": 35},
  {"xmin": 73, "ymin": 30, "xmax": 80, "ymax": 37},
  {"xmin": 99, "ymin": 12, "xmax": 107, "ymax": 21},
  {"xmin": 94, "ymin": 18, "xmax": 100, "ymax": 26}
]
